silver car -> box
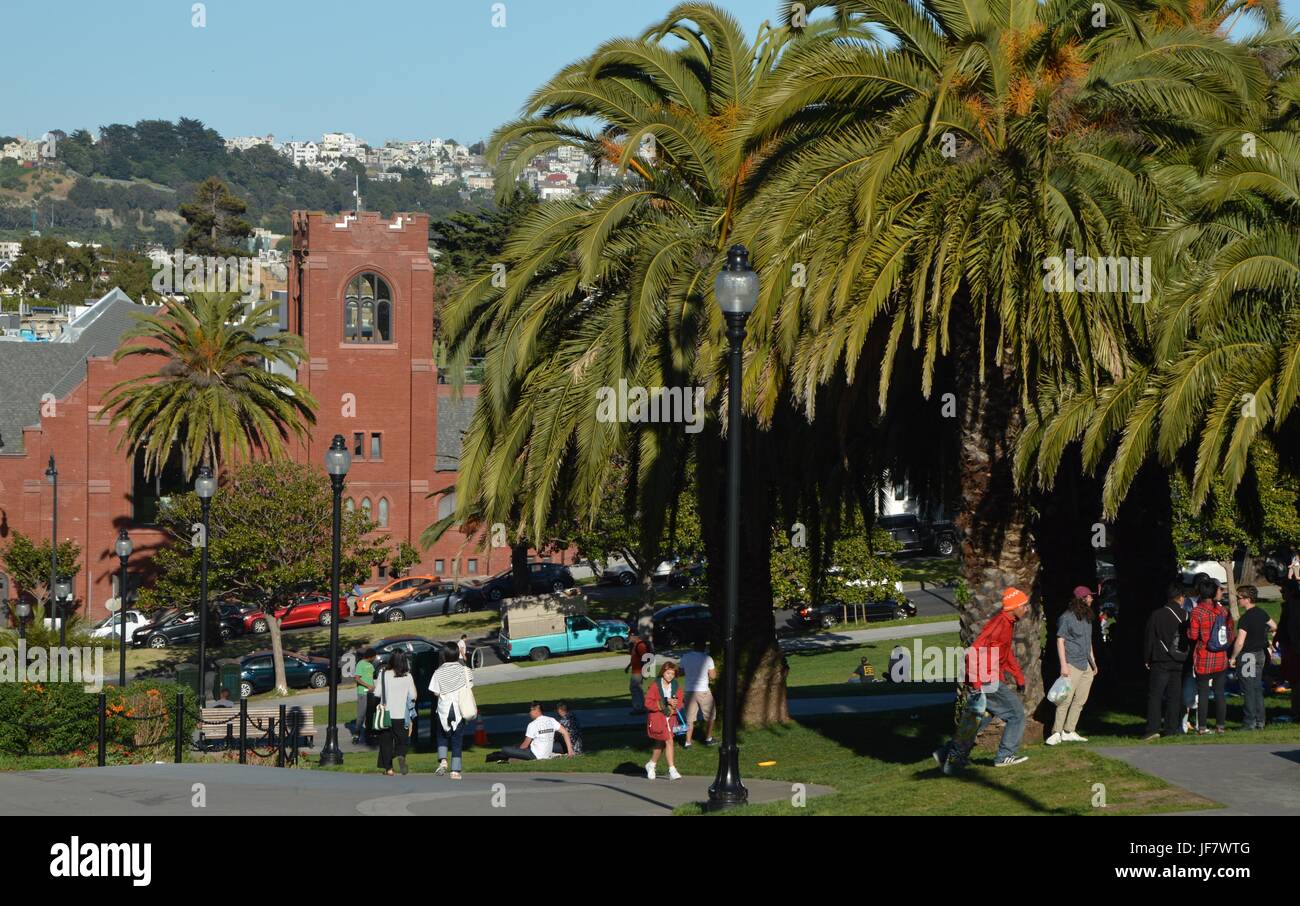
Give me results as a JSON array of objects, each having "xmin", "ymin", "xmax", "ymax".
[{"xmin": 370, "ymin": 582, "xmax": 465, "ymax": 623}]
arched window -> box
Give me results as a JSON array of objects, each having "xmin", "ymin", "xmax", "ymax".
[
  {"xmin": 343, "ymin": 273, "xmax": 393, "ymax": 343},
  {"xmin": 344, "ymin": 497, "xmax": 355, "ymax": 515},
  {"xmin": 361, "ymin": 497, "xmax": 372, "ymax": 522},
  {"xmin": 377, "ymin": 497, "xmax": 389, "ymax": 528}
]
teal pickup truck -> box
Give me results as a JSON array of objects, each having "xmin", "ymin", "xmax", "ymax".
[{"xmin": 498, "ymin": 612, "xmax": 630, "ymax": 662}]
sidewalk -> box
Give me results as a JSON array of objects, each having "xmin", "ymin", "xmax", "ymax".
[
  {"xmin": 0, "ymin": 763, "xmax": 833, "ymax": 816},
  {"xmin": 1094, "ymin": 743, "xmax": 1300, "ymax": 815}
]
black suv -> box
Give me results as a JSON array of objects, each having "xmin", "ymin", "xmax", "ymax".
[
  {"xmin": 462, "ymin": 562, "xmax": 576, "ymax": 605},
  {"xmin": 652, "ymin": 604, "xmax": 713, "ymax": 650},
  {"xmin": 878, "ymin": 514, "xmax": 958, "ymax": 557},
  {"xmin": 133, "ymin": 609, "xmax": 243, "ymax": 649}
]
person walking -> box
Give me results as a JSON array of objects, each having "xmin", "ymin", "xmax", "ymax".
[
  {"xmin": 1188, "ymin": 576, "xmax": 1233, "ymax": 735},
  {"xmin": 679, "ymin": 639, "xmax": 717, "ymax": 748},
  {"xmin": 934, "ymin": 587, "xmax": 1031, "ymax": 773},
  {"xmin": 644, "ymin": 660, "xmax": 684, "ymax": 780},
  {"xmin": 375, "ymin": 651, "xmax": 418, "ymax": 775},
  {"xmin": 1278, "ymin": 580, "xmax": 1300, "ymax": 722},
  {"xmin": 1230, "ymin": 585, "xmax": 1275, "ymax": 731},
  {"xmin": 429, "ymin": 645, "xmax": 474, "ymax": 779},
  {"xmin": 457, "ymin": 634, "xmax": 468, "ymax": 664},
  {"xmin": 353, "ymin": 647, "xmax": 376, "ymax": 744},
  {"xmin": 1143, "ymin": 584, "xmax": 1190, "ymax": 739},
  {"xmin": 626, "ymin": 632, "xmax": 652, "ymax": 715},
  {"xmin": 1047, "ymin": 587, "xmax": 1099, "ymax": 745},
  {"xmin": 1287, "ymin": 551, "xmax": 1300, "ymax": 582}
]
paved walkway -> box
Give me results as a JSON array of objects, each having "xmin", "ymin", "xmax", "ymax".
[
  {"xmin": 1095, "ymin": 743, "xmax": 1300, "ymax": 815},
  {"xmin": 0, "ymin": 763, "xmax": 831, "ymax": 816}
]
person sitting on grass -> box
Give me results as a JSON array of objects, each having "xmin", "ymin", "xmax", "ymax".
[
  {"xmin": 487, "ymin": 702, "xmax": 573, "ymax": 762},
  {"xmin": 933, "ymin": 587, "xmax": 1032, "ymax": 774},
  {"xmin": 554, "ymin": 701, "xmax": 584, "ymax": 756}
]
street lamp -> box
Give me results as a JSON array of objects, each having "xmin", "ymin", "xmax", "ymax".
[
  {"xmin": 707, "ymin": 244, "xmax": 758, "ymax": 811},
  {"xmin": 15, "ymin": 601, "xmax": 31, "ymax": 641},
  {"xmin": 45, "ymin": 455, "xmax": 61, "ymax": 646},
  {"xmin": 54, "ymin": 577, "xmax": 72, "ymax": 640},
  {"xmin": 115, "ymin": 530, "xmax": 133, "ymax": 688},
  {"xmin": 195, "ymin": 465, "xmax": 217, "ymax": 704},
  {"xmin": 320, "ymin": 434, "xmax": 351, "ymax": 766}
]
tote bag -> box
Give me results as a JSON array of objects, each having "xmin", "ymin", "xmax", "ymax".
[{"xmin": 371, "ymin": 669, "xmax": 393, "ymax": 731}]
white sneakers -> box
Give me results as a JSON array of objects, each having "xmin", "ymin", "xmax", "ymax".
[
  {"xmin": 645, "ymin": 761, "xmax": 682, "ymax": 780},
  {"xmin": 1046, "ymin": 731, "xmax": 1088, "ymax": 746}
]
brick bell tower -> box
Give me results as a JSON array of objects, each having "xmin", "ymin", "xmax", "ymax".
[{"xmin": 288, "ymin": 210, "xmax": 438, "ymax": 573}]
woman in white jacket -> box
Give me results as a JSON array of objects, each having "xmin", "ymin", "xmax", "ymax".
[
  {"xmin": 429, "ymin": 646, "xmax": 475, "ymax": 780},
  {"xmin": 376, "ymin": 650, "xmax": 418, "ymax": 775}
]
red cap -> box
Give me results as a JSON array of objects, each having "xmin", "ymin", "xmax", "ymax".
[{"xmin": 1072, "ymin": 585, "xmax": 1097, "ymax": 600}]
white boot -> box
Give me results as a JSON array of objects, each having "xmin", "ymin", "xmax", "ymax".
[
  {"xmin": 668, "ymin": 766, "xmax": 681, "ymax": 780},
  {"xmin": 1045, "ymin": 732, "xmax": 1062, "ymax": 746},
  {"xmin": 645, "ymin": 760, "xmax": 657, "ymax": 780}
]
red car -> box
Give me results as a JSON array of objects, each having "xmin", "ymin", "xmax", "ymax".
[{"xmin": 242, "ymin": 593, "xmax": 350, "ymax": 634}]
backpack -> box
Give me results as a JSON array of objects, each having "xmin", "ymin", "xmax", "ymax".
[{"xmin": 1205, "ymin": 610, "xmax": 1231, "ymax": 653}]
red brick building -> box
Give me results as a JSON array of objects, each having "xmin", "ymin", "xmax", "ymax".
[{"xmin": 0, "ymin": 210, "xmax": 521, "ymax": 621}]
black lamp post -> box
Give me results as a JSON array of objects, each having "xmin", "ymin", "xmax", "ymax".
[
  {"xmin": 54, "ymin": 576, "xmax": 72, "ymax": 641},
  {"xmin": 45, "ymin": 455, "xmax": 61, "ymax": 646},
  {"xmin": 115, "ymin": 530, "xmax": 132, "ymax": 688},
  {"xmin": 195, "ymin": 465, "xmax": 217, "ymax": 704},
  {"xmin": 15, "ymin": 601, "xmax": 31, "ymax": 641},
  {"xmin": 707, "ymin": 244, "xmax": 757, "ymax": 811},
  {"xmin": 320, "ymin": 434, "xmax": 351, "ymax": 766}
]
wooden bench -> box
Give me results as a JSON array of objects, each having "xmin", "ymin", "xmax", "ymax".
[{"xmin": 197, "ymin": 706, "xmax": 317, "ymax": 749}]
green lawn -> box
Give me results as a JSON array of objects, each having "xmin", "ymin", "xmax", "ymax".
[
  {"xmin": 313, "ymin": 708, "xmax": 1214, "ymax": 816},
  {"xmin": 896, "ymin": 556, "xmax": 964, "ymax": 587}
]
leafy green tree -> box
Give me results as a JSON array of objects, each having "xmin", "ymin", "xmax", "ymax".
[
  {"xmin": 140, "ymin": 461, "xmax": 390, "ymax": 693},
  {"xmin": 101, "ymin": 292, "xmax": 317, "ymax": 480},
  {"xmin": 770, "ymin": 525, "xmax": 901, "ymax": 607},
  {"xmin": 390, "ymin": 541, "xmax": 422, "ymax": 578},
  {"xmin": 0, "ymin": 531, "xmax": 82, "ymax": 620},
  {"xmin": 178, "ymin": 176, "xmax": 253, "ymax": 256}
]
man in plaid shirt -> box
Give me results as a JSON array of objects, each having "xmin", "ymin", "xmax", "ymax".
[{"xmin": 1188, "ymin": 576, "xmax": 1233, "ymax": 734}]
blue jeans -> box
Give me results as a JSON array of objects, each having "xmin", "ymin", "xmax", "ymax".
[
  {"xmin": 949, "ymin": 682, "xmax": 1025, "ymax": 764},
  {"xmin": 437, "ymin": 719, "xmax": 466, "ymax": 772}
]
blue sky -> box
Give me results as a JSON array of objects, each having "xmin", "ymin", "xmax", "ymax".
[{"xmin": 7, "ymin": 0, "xmax": 1300, "ymax": 145}]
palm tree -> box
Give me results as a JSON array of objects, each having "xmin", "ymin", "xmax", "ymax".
[
  {"xmin": 436, "ymin": 5, "xmax": 874, "ymax": 726},
  {"xmin": 740, "ymin": 0, "xmax": 1265, "ymax": 711},
  {"xmin": 102, "ymin": 291, "xmax": 317, "ymax": 479}
]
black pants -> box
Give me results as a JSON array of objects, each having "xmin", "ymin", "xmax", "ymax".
[
  {"xmin": 1239, "ymin": 652, "xmax": 1267, "ymax": 728},
  {"xmin": 1145, "ymin": 662, "xmax": 1184, "ymax": 736},
  {"xmin": 1196, "ymin": 670, "xmax": 1228, "ymax": 729},
  {"xmin": 377, "ymin": 718, "xmax": 409, "ymax": 770}
]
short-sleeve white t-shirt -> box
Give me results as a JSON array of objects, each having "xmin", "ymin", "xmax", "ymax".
[
  {"xmin": 680, "ymin": 651, "xmax": 715, "ymax": 693},
  {"xmin": 525, "ymin": 715, "xmax": 561, "ymax": 759}
]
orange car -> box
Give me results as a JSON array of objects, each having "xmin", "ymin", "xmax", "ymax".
[{"xmin": 354, "ymin": 575, "xmax": 440, "ymax": 615}]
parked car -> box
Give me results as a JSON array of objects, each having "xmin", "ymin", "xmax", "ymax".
[
  {"xmin": 371, "ymin": 582, "xmax": 466, "ymax": 622},
  {"xmin": 241, "ymin": 594, "xmax": 350, "ymax": 634},
  {"xmin": 498, "ymin": 611, "xmax": 629, "ymax": 662},
  {"xmin": 1180, "ymin": 558, "xmax": 1229, "ymax": 587},
  {"xmin": 667, "ymin": 560, "xmax": 705, "ymax": 589},
  {"xmin": 355, "ymin": 575, "xmax": 441, "ymax": 616},
  {"xmin": 370, "ymin": 635, "xmax": 442, "ymax": 704},
  {"xmin": 652, "ymin": 604, "xmax": 713, "ymax": 650},
  {"xmin": 788, "ymin": 597, "xmax": 915, "ymax": 630},
  {"xmin": 461, "ymin": 563, "xmax": 576, "ymax": 605},
  {"xmin": 237, "ymin": 650, "xmax": 335, "ymax": 697},
  {"xmin": 132, "ymin": 609, "xmax": 243, "ymax": 649},
  {"xmin": 89, "ymin": 609, "xmax": 148, "ymax": 643},
  {"xmin": 599, "ymin": 561, "xmax": 638, "ymax": 587},
  {"xmin": 878, "ymin": 513, "xmax": 959, "ymax": 557}
]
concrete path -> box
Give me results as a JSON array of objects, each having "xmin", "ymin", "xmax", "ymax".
[
  {"xmin": 1095, "ymin": 743, "xmax": 1300, "ymax": 816},
  {"xmin": 0, "ymin": 763, "xmax": 831, "ymax": 816}
]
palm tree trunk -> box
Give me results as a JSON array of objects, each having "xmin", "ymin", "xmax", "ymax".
[
  {"xmin": 697, "ymin": 419, "xmax": 789, "ymax": 728},
  {"xmin": 951, "ymin": 345, "xmax": 1043, "ymax": 737}
]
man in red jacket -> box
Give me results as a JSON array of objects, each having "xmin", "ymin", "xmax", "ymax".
[{"xmin": 934, "ymin": 587, "xmax": 1031, "ymax": 774}]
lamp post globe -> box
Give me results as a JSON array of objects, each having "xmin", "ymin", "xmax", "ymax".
[
  {"xmin": 15, "ymin": 601, "xmax": 31, "ymax": 641},
  {"xmin": 320, "ymin": 434, "xmax": 351, "ymax": 766},
  {"xmin": 706, "ymin": 244, "xmax": 757, "ymax": 812},
  {"xmin": 115, "ymin": 530, "xmax": 132, "ymax": 688},
  {"xmin": 195, "ymin": 465, "xmax": 216, "ymax": 704}
]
